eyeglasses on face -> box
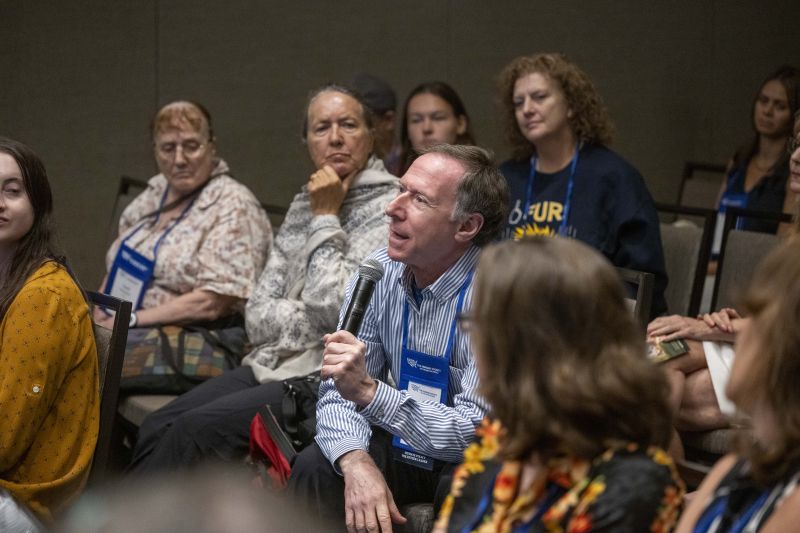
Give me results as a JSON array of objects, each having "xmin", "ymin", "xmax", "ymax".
[{"xmin": 155, "ymin": 140, "xmax": 208, "ymax": 159}]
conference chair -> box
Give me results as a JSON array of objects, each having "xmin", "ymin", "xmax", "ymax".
[
  {"xmin": 656, "ymin": 204, "xmax": 715, "ymax": 316},
  {"xmin": 86, "ymin": 291, "xmax": 131, "ymax": 484},
  {"xmin": 676, "ymin": 161, "xmax": 726, "ymax": 209},
  {"xmin": 712, "ymin": 207, "xmax": 790, "ymax": 310},
  {"xmin": 617, "ymin": 267, "xmax": 654, "ymax": 329}
]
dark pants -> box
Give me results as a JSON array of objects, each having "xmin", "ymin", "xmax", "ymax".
[
  {"xmin": 288, "ymin": 427, "xmax": 455, "ymax": 527},
  {"xmin": 129, "ymin": 366, "xmax": 285, "ymax": 473}
]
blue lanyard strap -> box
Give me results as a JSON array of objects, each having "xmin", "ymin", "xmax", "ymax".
[
  {"xmin": 401, "ymin": 271, "xmax": 473, "ymax": 360},
  {"xmin": 694, "ymin": 488, "xmax": 770, "ymax": 533},
  {"xmin": 524, "ymin": 143, "xmax": 581, "ymax": 236},
  {"xmin": 121, "ymin": 186, "xmax": 197, "ymax": 260}
]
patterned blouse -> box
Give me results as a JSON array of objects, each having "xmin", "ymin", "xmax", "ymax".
[
  {"xmin": 435, "ymin": 419, "xmax": 684, "ymax": 533},
  {"xmin": 0, "ymin": 262, "xmax": 99, "ymax": 522},
  {"xmin": 242, "ymin": 156, "xmax": 398, "ymax": 383},
  {"xmin": 104, "ymin": 159, "xmax": 272, "ymax": 311}
]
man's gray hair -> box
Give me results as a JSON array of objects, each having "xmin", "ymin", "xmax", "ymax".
[{"xmin": 424, "ymin": 144, "xmax": 509, "ymax": 246}]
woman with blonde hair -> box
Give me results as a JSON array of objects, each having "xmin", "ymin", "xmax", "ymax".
[
  {"xmin": 434, "ymin": 237, "xmax": 683, "ymax": 532},
  {"xmin": 97, "ymin": 101, "xmax": 271, "ymax": 332},
  {"xmin": 95, "ymin": 101, "xmax": 272, "ymax": 393},
  {"xmin": 497, "ymin": 53, "xmax": 667, "ymax": 317}
]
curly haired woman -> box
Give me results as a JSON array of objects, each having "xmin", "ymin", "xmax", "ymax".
[{"xmin": 497, "ymin": 53, "xmax": 667, "ymax": 317}]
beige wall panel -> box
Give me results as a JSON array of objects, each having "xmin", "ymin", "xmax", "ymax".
[
  {"xmin": 0, "ymin": 0, "xmax": 795, "ymax": 283},
  {"xmin": 0, "ymin": 1, "xmax": 157, "ymax": 286},
  {"xmin": 155, "ymin": 0, "xmax": 450, "ymax": 208}
]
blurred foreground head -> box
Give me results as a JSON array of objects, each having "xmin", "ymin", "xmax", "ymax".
[{"xmin": 57, "ymin": 467, "xmax": 328, "ymax": 533}]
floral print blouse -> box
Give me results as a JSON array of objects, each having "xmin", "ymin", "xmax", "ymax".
[
  {"xmin": 105, "ymin": 159, "xmax": 272, "ymax": 311},
  {"xmin": 434, "ymin": 419, "xmax": 684, "ymax": 533}
]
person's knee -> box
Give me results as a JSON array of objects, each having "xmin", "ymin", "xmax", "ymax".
[
  {"xmin": 136, "ymin": 408, "xmax": 178, "ymax": 451},
  {"xmin": 682, "ymin": 369, "xmax": 718, "ymax": 408},
  {"xmin": 676, "ymin": 371, "xmax": 728, "ymax": 430}
]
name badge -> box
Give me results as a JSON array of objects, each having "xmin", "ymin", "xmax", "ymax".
[
  {"xmin": 392, "ymin": 350, "xmax": 450, "ymax": 471},
  {"xmin": 105, "ymin": 242, "xmax": 155, "ymax": 310},
  {"xmin": 390, "ymin": 272, "xmax": 471, "ymax": 470}
]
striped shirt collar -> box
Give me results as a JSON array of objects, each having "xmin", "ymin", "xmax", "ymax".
[{"xmin": 399, "ymin": 245, "xmax": 481, "ymax": 305}]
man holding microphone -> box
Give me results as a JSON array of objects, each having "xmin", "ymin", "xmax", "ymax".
[{"xmin": 289, "ymin": 144, "xmax": 508, "ymax": 532}]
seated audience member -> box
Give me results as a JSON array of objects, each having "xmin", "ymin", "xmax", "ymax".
[
  {"xmin": 128, "ymin": 85, "xmax": 398, "ymax": 471},
  {"xmin": 434, "ymin": 237, "xmax": 684, "ymax": 533},
  {"xmin": 711, "ymin": 65, "xmax": 799, "ymax": 257},
  {"xmin": 351, "ymin": 72, "xmax": 401, "ymax": 175},
  {"xmin": 0, "ymin": 138, "xmax": 99, "ymax": 522},
  {"xmin": 647, "ymin": 309, "xmax": 744, "ymax": 459},
  {"xmin": 647, "ymin": 112, "xmax": 800, "ymax": 458},
  {"xmin": 676, "ymin": 238, "xmax": 800, "ymax": 532},
  {"xmin": 398, "ymin": 81, "xmax": 476, "ymax": 174},
  {"xmin": 497, "ymin": 53, "xmax": 668, "ymax": 317},
  {"xmin": 289, "ymin": 145, "xmax": 509, "ymax": 531},
  {"xmin": 95, "ymin": 101, "xmax": 271, "ymax": 364}
]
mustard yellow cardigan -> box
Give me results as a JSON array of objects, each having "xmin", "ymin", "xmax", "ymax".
[{"xmin": 0, "ymin": 261, "xmax": 99, "ymax": 522}]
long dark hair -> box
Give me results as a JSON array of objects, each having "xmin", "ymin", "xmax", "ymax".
[
  {"xmin": 0, "ymin": 137, "xmax": 63, "ymax": 318},
  {"xmin": 399, "ymin": 81, "xmax": 475, "ymax": 174},
  {"xmin": 732, "ymin": 65, "xmax": 800, "ymax": 171}
]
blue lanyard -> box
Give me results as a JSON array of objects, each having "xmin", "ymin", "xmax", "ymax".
[
  {"xmin": 401, "ymin": 271, "xmax": 473, "ymax": 362},
  {"xmin": 694, "ymin": 489, "xmax": 770, "ymax": 533},
  {"xmin": 721, "ymin": 167, "xmax": 748, "ymax": 230},
  {"xmin": 121, "ymin": 186, "xmax": 197, "ymax": 260},
  {"xmin": 524, "ymin": 143, "xmax": 581, "ymax": 236}
]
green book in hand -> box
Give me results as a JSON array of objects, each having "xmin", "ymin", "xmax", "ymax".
[{"xmin": 648, "ymin": 338, "xmax": 689, "ymax": 363}]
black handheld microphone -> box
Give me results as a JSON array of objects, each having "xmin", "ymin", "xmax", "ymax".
[{"xmin": 341, "ymin": 258, "xmax": 385, "ymax": 335}]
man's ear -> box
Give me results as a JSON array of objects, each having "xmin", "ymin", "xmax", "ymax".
[{"xmin": 455, "ymin": 213, "xmax": 484, "ymax": 243}]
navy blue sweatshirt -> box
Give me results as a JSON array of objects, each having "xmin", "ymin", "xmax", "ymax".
[{"xmin": 500, "ymin": 144, "xmax": 668, "ymax": 318}]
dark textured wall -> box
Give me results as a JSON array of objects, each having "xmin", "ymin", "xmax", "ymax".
[{"xmin": 1, "ymin": 1, "xmax": 796, "ymax": 286}]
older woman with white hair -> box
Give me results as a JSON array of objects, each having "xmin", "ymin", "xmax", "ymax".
[{"xmin": 128, "ymin": 85, "xmax": 398, "ymax": 472}]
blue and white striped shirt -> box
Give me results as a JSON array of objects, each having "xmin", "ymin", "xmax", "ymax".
[{"xmin": 315, "ymin": 245, "xmax": 488, "ymax": 466}]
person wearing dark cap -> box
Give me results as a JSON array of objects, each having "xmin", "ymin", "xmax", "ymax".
[{"xmin": 351, "ymin": 72, "xmax": 403, "ymax": 175}]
